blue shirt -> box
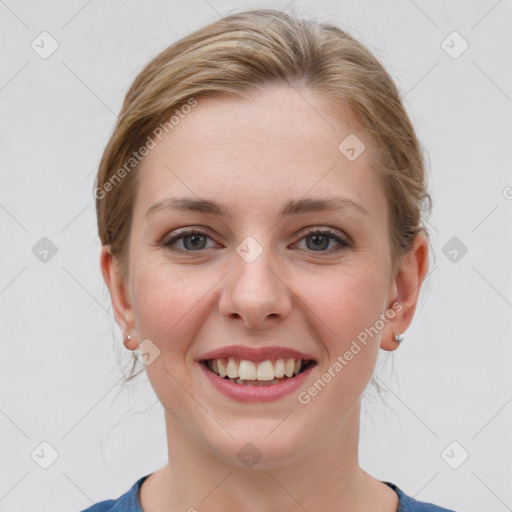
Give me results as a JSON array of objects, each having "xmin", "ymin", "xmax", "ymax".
[{"xmin": 79, "ymin": 474, "xmax": 456, "ymax": 511}]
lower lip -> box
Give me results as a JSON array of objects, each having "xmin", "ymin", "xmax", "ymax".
[{"xmin": 198, "ymin": 362, "xmax": 315, "ymax": 402}]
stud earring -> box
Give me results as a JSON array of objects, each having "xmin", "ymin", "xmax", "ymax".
[{"xmin": 394, "ymin": 333, "xmax": 403, "ymax": 344}]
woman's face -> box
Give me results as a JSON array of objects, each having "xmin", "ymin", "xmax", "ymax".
[{"xmin": 104, "ymin": 84, "xmax": 423, "ymax": 468}]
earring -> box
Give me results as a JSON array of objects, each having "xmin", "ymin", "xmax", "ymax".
[{"xmin": 394, "ymin": 333, "xmax": 403, "ymax": 344}]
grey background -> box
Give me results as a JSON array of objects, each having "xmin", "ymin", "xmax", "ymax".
[{"xmin": 1, "ymin": 1, "xmax": 511, "ymax": 511}]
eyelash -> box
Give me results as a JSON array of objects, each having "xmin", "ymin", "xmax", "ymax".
[{"xmin": 161, "ymin": 227, "xmax": 352, "ymax": 254}]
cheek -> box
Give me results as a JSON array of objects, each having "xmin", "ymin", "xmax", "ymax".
[
  {"xmin": 300, "ymin": 263, "xmax": 387, "ymax": 345},
  {"xmin": 302, "ymin": 268, "xmax": 385, "ymax": 410},
  {"xmin": 130, "ymin": 264, "xmax": 208, "ymax": 407},
  {"xmin": 131, "ymin": 262, "xmax": 206, "ymax": 351}
]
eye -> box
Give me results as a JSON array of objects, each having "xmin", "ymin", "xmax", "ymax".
[
  {"xmin": 162, "ymin": 229, "xmax": 216, "ymax": 252},
  {"xmin": 161, "ymin": 227, "xmax": 352, "ymax": 254},
  {"xmin": 295, "ymin": 228, "xmax": 352, "ymax": 252}
]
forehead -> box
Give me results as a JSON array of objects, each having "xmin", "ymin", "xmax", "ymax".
[{"xmin": 133, "ymin": 84, "xmax": 386, "ymax": 222}]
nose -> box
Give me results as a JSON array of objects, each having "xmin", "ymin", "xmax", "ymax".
[{"xmin": 218, "ymin": 242, "xmax": 292, "ymax": 329}]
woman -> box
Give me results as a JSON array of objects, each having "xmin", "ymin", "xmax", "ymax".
[{"xmin": 84, "ymin": 8, "xmax": 456, "ymax": 512}]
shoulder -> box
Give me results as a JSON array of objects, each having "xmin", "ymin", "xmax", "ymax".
[
  {"xmin": 78, "ymin": 474, "xmax": 150, "ymax": 512},
  {"xmin": 80, "ymin": 476, "xmax": 458, "ymax": 512},
  {"xmin": 384, "ymin": 482, "xmax": 457, "ymax": 512}
]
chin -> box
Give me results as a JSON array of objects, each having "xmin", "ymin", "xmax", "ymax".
[{"xmin": 209, "ymin": 427, "xmax": 309, "ymax": 471}]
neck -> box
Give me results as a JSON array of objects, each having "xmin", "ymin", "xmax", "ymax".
[{"xmin": 142, "ymin": 400, "xmax": 391, "ymax": 512}]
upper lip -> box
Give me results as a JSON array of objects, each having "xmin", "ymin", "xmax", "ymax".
[{"xmin": 198, "ymin": 345, "xmax": 317, "ymax": 363}]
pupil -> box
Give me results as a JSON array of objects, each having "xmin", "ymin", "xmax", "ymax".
[
  {"xmin": 185, "ymin": 234, "xmax": 205, "ymax": 250},
  {"xmin": 307, "ymin": 234, "xmax": 328, "ymax": 251}
]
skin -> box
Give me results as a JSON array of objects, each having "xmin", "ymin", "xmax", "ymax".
[{"xmin": 101, "ymin": 83, "xmax": 428, "ymax": 511}]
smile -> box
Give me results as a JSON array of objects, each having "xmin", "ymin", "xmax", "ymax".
[{"xmin": 202, "ymin": 357, "xmax": 316, "ymax": 386}]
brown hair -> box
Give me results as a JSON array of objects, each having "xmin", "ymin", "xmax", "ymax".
[{"xmin": 95, "ymin": 8, "xmax": 432, "ymax": 383}]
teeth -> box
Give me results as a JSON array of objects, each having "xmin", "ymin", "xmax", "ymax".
[
  {"xmin": 217, "ymin": 358, "xmax": 227, "ymax": 378},
  {"xmin": 239, "ymin": 360, "xmax": 257, "ymax": 380},
  {"xmin": 256, "ymin": 360, "xmax": 274, "ymax": 381},
  {"xmin": 226, "ymin": 358, "xmax": 238, "ymax": 379},
  {"xmin": 284, "ymin": 359, "xmax": 295, "ymax": 377},
  {"xmin": 207, "ymin": 357, "xmax": 307, "ymax": 381},
  {"xmin": 274, "ymin": 359, "xmax": 285, "ymax": 378},
  {"xmin": 232, "ymin": 378, "xmax": 282, "ymax": 386}
]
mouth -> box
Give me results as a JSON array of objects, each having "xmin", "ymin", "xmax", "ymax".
[{"xmin": 200, "ymin": 357, "xmax": 317, "ymax": 386}]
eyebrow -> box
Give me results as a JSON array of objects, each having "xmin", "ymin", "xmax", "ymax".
[{"xmin": 145, "ymin": 196, "xmax": 370, "ymax": 220}]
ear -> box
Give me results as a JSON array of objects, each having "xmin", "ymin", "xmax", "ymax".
[
  {"xmin": 100, "ymin": 245, "xmax": 138, "ymax": 351},
  {"xmin": 380, "ymin": 232, "xmax": 429, "ymax": 351}
]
